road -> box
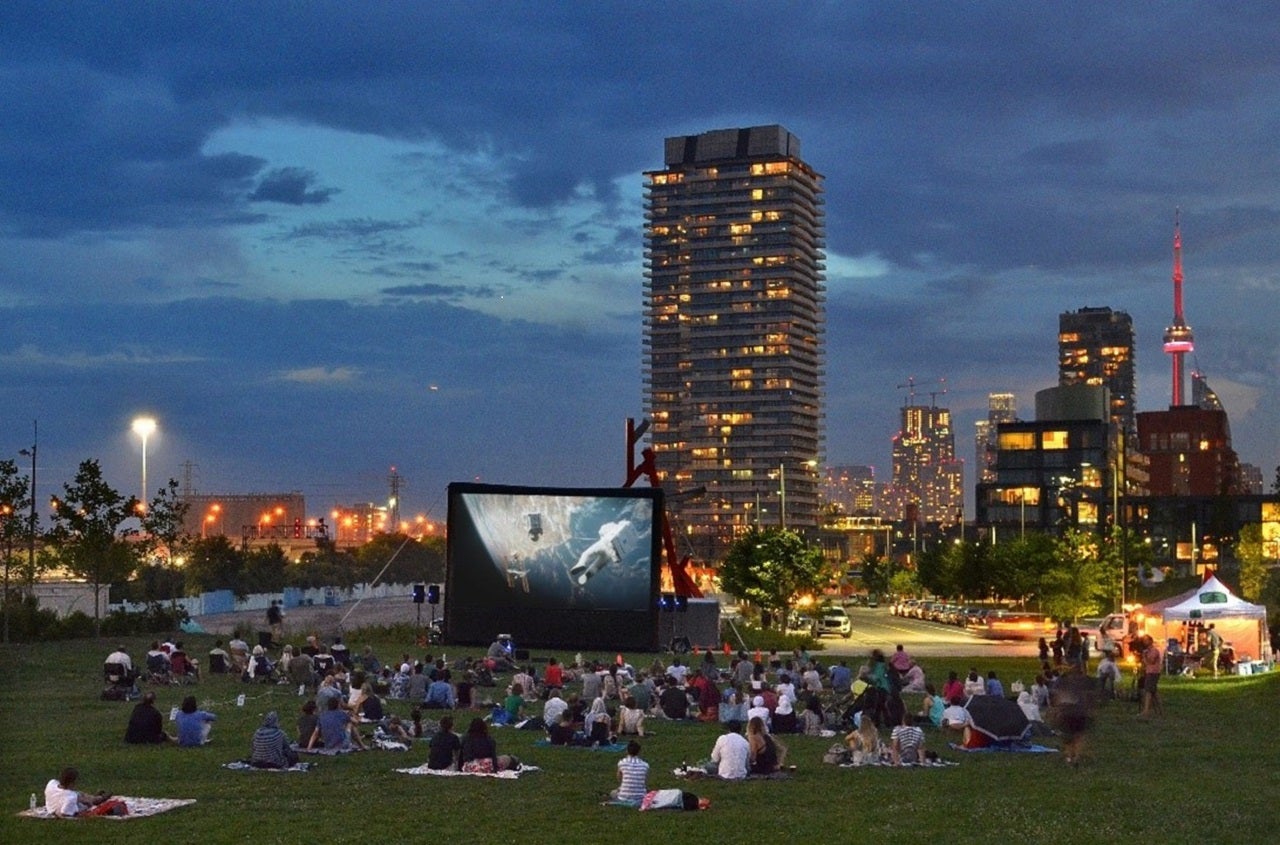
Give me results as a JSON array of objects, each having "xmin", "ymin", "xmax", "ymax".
[
  {"xmin": 195, "ymin": 598, "xmax": 1038, "ymax": 660},
  {"xmin": 804, "ymin": 606, "xmax": 1040, "ymax": 660}
]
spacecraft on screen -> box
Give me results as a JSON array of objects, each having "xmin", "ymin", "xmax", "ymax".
[{"xmin": 569, "ymin": 519, "xmax": 638, "ymax": 585}]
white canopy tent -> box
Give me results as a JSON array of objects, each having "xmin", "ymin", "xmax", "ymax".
[{"xmin": 1158, "ymin": 575, "xmax": 1271, "ymax": 667}]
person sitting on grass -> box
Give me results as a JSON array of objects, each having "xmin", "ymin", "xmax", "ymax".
[
  {"xmin": 658, "ymin": 676, "xmax": 689, "ymax": 720},
  {"xmin": 309, "ymin": 695, "xmax": 364, "ymax": 751},
  {"xmin": 747, "ymin": 715, "xmax": 784, "ymax": 775},
  {"xmin": 919, "ymin": 683, "xmax": 946, "ymax": 727},
  {"xmin": 175, "ymin": 695, "xmax": 217, "ymax": 747},
  {"xmin": 708, "ymin": 721, "xmax": 749, "ymax": 780},
  {"xmin": 584, "ymin": 697, "xmax": 613, "ymax": 745},
  {"xmin": 503, "ymin": 682, "xmax": 526, "ymax": 723},
  {"xmin": 845, "ymin": 713, "xmax": 883, "ymax": 765},
  {"xmin": 617, "ymin": 695, "xmax": 646, "ymax": 737},
  {"xmin": 543, "ymin": 688, "xmax": 569, "ymax": 726},
  {"xmin": 890, "ymin": 710, "xmax": 926, "ymax": 765},
  {"xmin": 124, "ymin": 691, "xmax": 173, "ymax": 744},
  {"xmin": 799, "ymin": 695, "xmax": 826, "ymax": 736},
  {"xmin": 459, "ymin": 717, "xmax": 518, "ymax": 773},
  {"xmin": 425, "ymin": 671, "xmax": 455, "ymax": 709},
  {"xmin": 611, "ymin": 740, "xmax": 649, "ymax": 804},
  {"xmin": 297, "ymin": 700, "xmax": 319, "ymax": 747},
  {"xmin": 427, "ymin": 715, "xmax": 462, "ymax": 770},
  {"xmin": 548, "ymin": 711, "xmax": 584, "ymax": 746},
  {"xmin": 43, "ymin": 767, "xmax": 119, "ymax": 817},
  {"xmin": 250, "ymin": 711, "xmax": 298, "ymax": 769}
]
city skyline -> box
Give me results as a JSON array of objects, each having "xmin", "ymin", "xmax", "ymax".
[{"xmin": 1, "ymin": 4, "xmax": 1278, "ymax": 519}]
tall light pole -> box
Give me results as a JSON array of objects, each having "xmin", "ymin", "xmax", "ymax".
[
  {"xmin": 779, "ymin": 463, "xmax": 786, "ymax": 530},
  {"xmin": 18, "ymin": 420, "xmax": 36, "ymax": 588},
  {"xmin": 132, "ymin": 417, "xmax": 157, "ymax": 512}
]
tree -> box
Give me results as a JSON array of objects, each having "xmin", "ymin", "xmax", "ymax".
[
  {"xmin": 1040, "ymin": 528, "xmax": 1110, "ymax": 622},
  {"xmin": 184, "ymin": 535, "xmax": 247, "ymax": 597},
  {"xmin": 140, "ymin": 478, "xmax": 191, "ymax": 608},
  {"xmin": 718, "ymin": 528, "xmax": 828, "ymax": 627},
  {"xmin": 989, "ymin": 533, "xmax": 1057, "ymax": 606},
  {"xmin": 0, "ymin": 458, "xmax": 32, "ymax": 642},
  {"xmin": 356, "ymin": 533, "xmax": 446, "ymax": 586},
  {"xmin": 859, "ymin": 553, "xmax": 890, "ymax": 597},
  {"xmin": 1236, "ymin": 524, "xmax": 1271, "ymax": 601},
  {"xmin": 887, "ymin": 569, "xmax": 920, "ymax": 599},
  {"xmin": 49, "ymin": 460, "xmax": 140, "ymax": 635}
]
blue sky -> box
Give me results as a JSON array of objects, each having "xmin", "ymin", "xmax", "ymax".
[{"xmin": 1, "ymin": 2, "xmax": 1277, "ymax": 520}]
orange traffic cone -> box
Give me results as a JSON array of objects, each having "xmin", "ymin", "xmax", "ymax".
[
  {"xmin": 723, "ymin": 641, "xmax": 731, "ymax": 655},
  {"xmin": 754, "ymin": 649, "xmax": 762, "ymax": 664},
  {"xmin": 615, "ymin": 653, "xmax": 624, "ymax": 666}
]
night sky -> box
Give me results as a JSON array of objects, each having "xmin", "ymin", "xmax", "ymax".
[{"xmin": 2, "ymin": 2, "xmax": 1277, "ymax": 520}]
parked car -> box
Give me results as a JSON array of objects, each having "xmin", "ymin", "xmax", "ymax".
[{"xmin": 817, "ymin": 605, "xmax": 853, "ymax": 638}]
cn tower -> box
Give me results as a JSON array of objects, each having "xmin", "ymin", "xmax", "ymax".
[{"xmin": 1162, "ymin": 210, "xmax": 1194, "ymax": 406}]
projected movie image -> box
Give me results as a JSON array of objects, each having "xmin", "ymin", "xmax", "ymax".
[{"xmin": 446, "ymin": 484, "xmax": 662, "ymax": 650}]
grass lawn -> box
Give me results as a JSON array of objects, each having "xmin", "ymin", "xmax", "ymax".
[{"xmin": 2, "ymin": 633, "xmax": 1278, "ymax": 844}]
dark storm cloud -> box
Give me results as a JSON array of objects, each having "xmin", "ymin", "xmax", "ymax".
[
  {"xmin": 5, "ymin": 1, "xmax": 1280, "ymax": 275},
  {"xmin": 379, "ymin": 282, "xmax": 503, "ymax": 301},
  {"xmin": 366, "ymin": 262, "xmax": 441, "ymax": 278},
  {"xmin": 249, "ymin": 167, "xmax": 338, "ymax": 205}
]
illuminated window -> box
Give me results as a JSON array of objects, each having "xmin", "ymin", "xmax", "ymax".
[
  {"xmin": 1042, "ymin": 431, "xmax": 1069, "ymax": 450},
  {"xmin": 998, "ymin": 432, "xmax": 1036, "ymax": 450},
  {"xmin": 997, "ymin": 487, "xmax": 1040, "ymax": 505},
  {"xmin": 729, "ymin": 223, "xmax": 753, "ymax": 235},
  {"xmin": 751, "ymin": 189, "xmax": 764, "ymax": 200},
  {"xmin": 1077, "ymin": 501, "xmax": 1098, "ymax": 524}
]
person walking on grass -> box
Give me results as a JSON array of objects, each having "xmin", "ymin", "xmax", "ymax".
[{"xmin": 1140, "ymin": 636, "xmax": 1163, "ymax": 718}]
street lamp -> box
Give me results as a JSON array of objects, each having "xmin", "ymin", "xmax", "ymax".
[{"xmin": 131, "ymin": 417, "xmax": 157, "ymax": 512}]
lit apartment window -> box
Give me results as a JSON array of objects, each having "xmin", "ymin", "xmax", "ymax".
[
  {"xmin": 1042, "ymin": 431, "xmax": 1069, "ymax": 450},
  {"xmin": 998, "ymin": 432, "xmax": 1036, "ymax": 450}
]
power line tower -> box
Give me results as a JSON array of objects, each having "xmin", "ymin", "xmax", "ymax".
[{"xmin": 180, "ymin": 461, "xmax": 199, "ymax": 497}]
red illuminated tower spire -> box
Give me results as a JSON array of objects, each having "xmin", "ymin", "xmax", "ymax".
[{"xmin": 1162, "ymin": 209, "xmax": 1195, "ymax": 406}]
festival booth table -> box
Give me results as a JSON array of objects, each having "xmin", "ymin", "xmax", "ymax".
[{"xmin": 1155, "ymin": 575, "xmax": 1272, "ymax": 673}]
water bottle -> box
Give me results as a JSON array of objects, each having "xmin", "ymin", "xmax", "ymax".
[
  {"xmin": 236, "ymin": 693, "xmax": 246, "ymax": 707},
  {"xmin": 29, "ymin": 793, "xmax": 37, "ymax": 811}
]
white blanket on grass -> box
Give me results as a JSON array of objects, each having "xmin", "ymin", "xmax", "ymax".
[
  {"xmin": 18, "ymin": 797, "xmax": 196, "ymax": 819},
  {"xmin": 394, "ymin": 764, "xmax": 540, "ymax": 779}
]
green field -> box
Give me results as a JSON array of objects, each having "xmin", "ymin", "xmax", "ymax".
[{"xmin": 2, "ymin": 633, "xmax": 1277, "ymax": 844}]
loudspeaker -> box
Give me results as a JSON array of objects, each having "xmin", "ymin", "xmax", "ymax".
[
  {"xmin": 412, "ymin": 583, "xmax": 426, "ymax": 604},
  {"xmin": 669, "ymin": 636, "xmax": 691, "ymax": 655},
  {"xmin": 514, "ymin": 648, "xmax": 530, "ymax": 661},
  {"xmin": 427, "ymin": 584, "xmax": 441, "ymax": 605}
]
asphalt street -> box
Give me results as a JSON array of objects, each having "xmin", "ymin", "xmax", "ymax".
[{"xmin": 196, "ymin": 599, "xmax": 1037, "ymax": 660}]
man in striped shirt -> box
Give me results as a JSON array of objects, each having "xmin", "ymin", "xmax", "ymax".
[{"xmin": 612, "ymin": 741, "xmax": 649, "ymax": 804}]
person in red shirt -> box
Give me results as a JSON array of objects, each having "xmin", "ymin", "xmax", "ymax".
[{"xmin": 543, "ymin": 656, "xmax": 564, "ymax": 693}]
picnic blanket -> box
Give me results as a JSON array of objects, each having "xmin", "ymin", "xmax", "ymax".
[
  {"xmin": 533, "ymin": 739, "xmax": 629, "ymax": 752},
  {"xmin": 840, "ymin": 758, "xmax": 957, "ymax": 768},
  {"xmin": 19, "ymin": 797, "xmax": 196, "ymax": 820},
  {"xmin": 222, "ymin": 761, "xmax": 314, "ymax": 772},
  {"xmin": 394, "ymin": 763, "xmax": 540, "ymax": 780},
  {"xmin": 949, "ymin": 742, "xmax": 1058, "ymax": 753},
  {"xmin": 673, "ymin": 767, "xmax": 791, "ymax": 781}
]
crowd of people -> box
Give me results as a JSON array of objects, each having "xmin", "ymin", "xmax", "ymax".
[{"xmin": 71, "ymin": 617, "xmax": 1171, "ymax": 820}]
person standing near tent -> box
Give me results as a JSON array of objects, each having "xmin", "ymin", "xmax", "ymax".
[
  {"xmin": 1139, "ymin": 636, "xmax": 1163, "ymax": 718},
  {"xmin": 1206, "ymin": 624, "xmax": 1223, "ymax": 677}
]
